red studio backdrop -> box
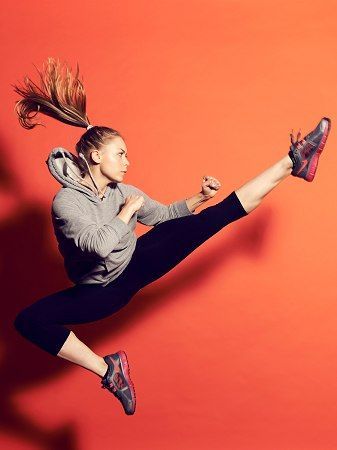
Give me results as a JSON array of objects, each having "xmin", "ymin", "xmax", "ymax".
[{"xmin": 1, "ymin": 1, "xmax": 337, "ymax": 449}]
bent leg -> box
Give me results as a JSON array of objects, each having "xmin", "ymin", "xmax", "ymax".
[
  {"xmin": 13, "ymin": 280, "xmax": 137, "ymax": 376},
  {"xmin": 57, "ymin": 330, "xmax": 108, "ymax": 377}
]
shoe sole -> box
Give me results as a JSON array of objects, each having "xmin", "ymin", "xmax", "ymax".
[
  {"xmin": 305, "ymin": 117, "xmax": 331, "ymax": 182},
  {"xmin": 117, "ymin": 350, "xmax": 137, "ymax": 415}
]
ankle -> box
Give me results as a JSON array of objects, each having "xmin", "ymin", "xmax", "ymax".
[
  {"xmin": 284, "ymin": 153, "xmax": 294, "ymax": 171},
  {"xmin": 287, "ymin": 151, "xmax": 295, "ymax": 169},
  {"xmin": 98, "ymin": 358, "xmax": 109, "ymax": 378}
]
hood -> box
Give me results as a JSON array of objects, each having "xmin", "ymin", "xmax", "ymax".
[{"xmin": 46, "ymin": 147, "xmax": 114, "ymax": 203}]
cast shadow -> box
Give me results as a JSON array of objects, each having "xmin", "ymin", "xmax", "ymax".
[{"xmin": 1, "ymin": 147, "xmax": 273, "ymax": 450}]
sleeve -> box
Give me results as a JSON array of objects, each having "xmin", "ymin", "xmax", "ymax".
[
  {"xmin": 124, "ymin": 184, "xmax": 193, "ymax": 226},
  {"xmin": 52, "ymin": 193, "xmax": 131, "ymax": 259}
]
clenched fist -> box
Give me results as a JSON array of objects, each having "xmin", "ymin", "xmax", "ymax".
[
  {"xmin": 123, "ymin": 195, "xmax": 145, "ymax": 213},
  {"xmin": 201, "ymin": 175, "xmax": 221, "ymax": 198}
]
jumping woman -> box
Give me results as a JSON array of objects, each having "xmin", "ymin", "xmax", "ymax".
[{"xmin": 12, "ymin": 57, "xmax": 331, "ymax": 415}]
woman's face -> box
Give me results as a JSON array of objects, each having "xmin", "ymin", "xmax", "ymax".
[{"xmin": 98, "ymin": 136, "xmax": 130, "ymax": 182}]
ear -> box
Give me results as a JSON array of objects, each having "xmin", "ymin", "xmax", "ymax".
[{"xmin": 89, "ymin": 150, "xmax": 102, "ymax": 165}]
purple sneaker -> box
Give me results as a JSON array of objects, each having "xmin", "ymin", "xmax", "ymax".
[
  {"xmin": 101, "ymin": 350, "xmax": 136, "ymax": 415},
  {"xmin": 288, "ymin": 117, "xmax": 331, "ymax": 182}
]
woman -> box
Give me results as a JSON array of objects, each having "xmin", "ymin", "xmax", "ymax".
[{"xmin": 12, "ymin": 57, "xmax": 331, "ymax": 415}]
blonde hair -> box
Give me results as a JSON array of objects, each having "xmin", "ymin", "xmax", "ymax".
[{"xmin": 12, "ymin": 57, "xmax": 124, "ymax": 177}]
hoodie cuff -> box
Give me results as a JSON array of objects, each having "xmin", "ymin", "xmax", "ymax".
[
  {"xmin": 173, "ymin": 199, "xmax": 194, "ymax": 217},
  {"xmin": 106, "ymin": 216, "xmax": 131, "ymax": 240}
]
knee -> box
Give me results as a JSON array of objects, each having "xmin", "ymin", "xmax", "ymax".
[
  {"xmin": 13, "ymin": 308, "xmax": 38, "ymax": 337},
  {"xmin": 234, "ymin": 190, "xmax": 253, "ymax": 215}
]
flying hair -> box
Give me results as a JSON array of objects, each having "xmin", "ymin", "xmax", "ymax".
[
  {"xmin": 12, "ymin": 57, "xmax": 125, "ymax": 198},
  {"xmin": 12, "ymin": 57, "xmax": 90, "ymax": 130}
]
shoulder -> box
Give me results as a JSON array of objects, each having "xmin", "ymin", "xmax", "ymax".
[
  {"xmin": 53, "ymin": 187, "xmax": 79, "ymax": 203},
  {"xmin": 52, "ymin": 188, "xmax": 82, "ymax": 214},
  {"xmin": 116, "ymin": 182, "xmax": 145, "ymax": 196}
]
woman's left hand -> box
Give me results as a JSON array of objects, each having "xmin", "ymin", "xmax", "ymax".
[{"xmin": 201, "ymin": 175, "xmax": 221, "ymax": 198}]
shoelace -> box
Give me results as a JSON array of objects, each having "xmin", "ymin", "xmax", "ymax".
[
  {"xmin": 100, "ymin": 355, "xmax": 135, "ymax": 411},
  {"xmin": 101, "ymin": 384, "xmax": 117, "ymax": 393},
  {"xmin": 290, "ymin": 129, "xmax": 315, "ymax": 157},
  {"xmin": 101, "ymin": 367, "xmax": 127, "ymax": 393},
  {"xmin": 101, "ymin": 378, "xmax": 132, "ymax": 409}
]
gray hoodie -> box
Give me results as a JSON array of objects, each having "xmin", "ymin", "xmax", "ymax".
[{"xmin": 46, "ymin": 147, "xmax": 193, "ymax": 287}]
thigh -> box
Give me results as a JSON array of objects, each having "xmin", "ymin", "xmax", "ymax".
[
  {"xmin": 22, "ymin": 278, "xmax": 137, "ymax": 326},
  {"xmin": 128, "ymin": 190, "xmax": 248, "ymax": 286},
  {"xmin": 25, "ymin": 190, "xmax": 247, "ymax": 321}
]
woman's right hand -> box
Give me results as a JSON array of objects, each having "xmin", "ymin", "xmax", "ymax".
[
  {"xmin": 122, "ymin": 195, "xmax": 145, "ymax": 213},
  {"xmin": 117, "ymin": 195, "xmax": 145, "ymax": 225}
]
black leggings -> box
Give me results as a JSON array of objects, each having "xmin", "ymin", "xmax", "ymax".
[{"xmin": 13, "ymin": 190, "xmax": 248, "ymax": 356}]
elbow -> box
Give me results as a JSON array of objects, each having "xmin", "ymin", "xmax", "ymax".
[
  {"xmin": 78, "ymin": 243, "xmax": 110, "ymax": 259},
  {"xmin": 76, "ymin": 228, "xmax": 119, "ymax": 259},
  {"xmin": 94, "ymin": 247, "xmax": 111, "ymax": 259},
  {"xmin": 77, "ymin": 238, "xmax": 111, "ymax": 259}
]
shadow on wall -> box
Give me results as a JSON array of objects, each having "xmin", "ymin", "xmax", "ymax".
[{"xmin": 0, "ymin": 136, "xmax": 272, "ymax": 449}]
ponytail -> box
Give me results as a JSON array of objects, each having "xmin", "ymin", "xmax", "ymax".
[
  {"xmin": 13, "ymin": 57, "xmax": 123, "ymax": 178},
  {"xmin": 12, "ymin": 57, "xmax": 90, "ymax": 130}
]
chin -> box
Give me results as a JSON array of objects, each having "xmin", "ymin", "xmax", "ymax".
[{"xmin": 108, "ymin": 174, "xmax": 123, "ymax": 183}]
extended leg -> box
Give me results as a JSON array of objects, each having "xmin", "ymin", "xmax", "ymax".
[
  {"xmin": 234, "ymin": 116, "xmax": 331, "ymax": 210},
  {"xmin": 235, "ymin": 154, "xmax": 293, "ymax": 214},
  {"xmin": 129, "ymin": 155, "xmax": 293, "ymax": 288}
]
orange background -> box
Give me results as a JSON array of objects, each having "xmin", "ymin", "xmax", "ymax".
[{"xmin": 1, "ymin": 1, "xmax": 337, "ymax": 449}]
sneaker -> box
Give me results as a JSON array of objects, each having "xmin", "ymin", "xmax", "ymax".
[
  {"xmin": 288, "ymin": 117, "xmax": 331, "ymax": 181},
  {"xmin": 101, "ymin": 350, "xmax": 136, "ymax": 415}
]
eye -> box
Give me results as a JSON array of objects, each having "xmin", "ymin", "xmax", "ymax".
[{"xmin": 118, "ymin": 152, "xmax": 128, "ymax": 158}]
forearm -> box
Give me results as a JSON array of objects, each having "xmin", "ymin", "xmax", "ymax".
[{"xmin": 185, "ymin": 192, "xmax": 210, "ymax": 213}]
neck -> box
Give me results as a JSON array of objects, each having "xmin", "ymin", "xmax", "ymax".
[{"xmin": 81, "ymin": 173, "xmax": 108, "ymax": 198}]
